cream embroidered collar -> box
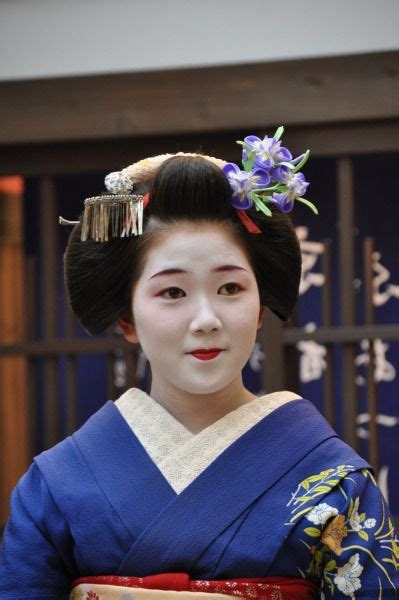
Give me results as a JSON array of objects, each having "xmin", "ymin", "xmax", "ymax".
[{"xmin": 115, "ymin": 387, "xmax": 301, "ymax": 494}]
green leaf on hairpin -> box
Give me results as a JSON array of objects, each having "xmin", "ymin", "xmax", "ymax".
[
  {"xmin": 277, "ymin": 161, "xmax": 295, "ymax": 170},
  {"xmin": 243, "ymin": 149, "xmax": 256, "ymax": 172},
  {"xmin": 273, "ymin": 126, "xmax": 285, "ymax": 141},
  {"xmin": 252, "ymin": 195, "xmax": 272, "ymax": 217},
  {"xmin": 293, "ymin": 149, "xmax": 310, "ymax": 173},
  {"xmin": 296, "ymin": 197, "xmax": 318, "ymax": 214}
]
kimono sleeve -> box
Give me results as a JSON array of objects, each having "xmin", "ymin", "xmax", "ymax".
[
  {"xmin": 0, "ymin": 462, "xmax": 77, "ymax": 599},
  {"xmin": 303, "ymin": 469, "xmax": 398, "ymax": 599}
]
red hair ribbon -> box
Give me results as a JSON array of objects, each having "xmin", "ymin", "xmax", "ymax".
[
  {"xmin": 143, "ymin": 192, "xmax": 151, "ymax": 208},
  {"xmin": 235, "ymin": 209, "xmax": 262, "ymax": 234}
]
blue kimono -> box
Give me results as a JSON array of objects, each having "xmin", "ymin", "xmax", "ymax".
[{"xmin": 0, "ymin": 394, "xmax": 398, "ymax": 599}]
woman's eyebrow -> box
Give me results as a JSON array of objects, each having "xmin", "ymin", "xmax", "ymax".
[
  {"xmin": 149, "ymin": 265, "xmax": 248, "ymax": 280},
  {"xmin": 213, "ymin": 265, "xmax": 248, "ymax": 273},
  {"xmin": 148, "ymin": 268, "xmax": 186, "ymax": 280}
]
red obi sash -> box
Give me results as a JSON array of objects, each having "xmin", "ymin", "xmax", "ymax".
[{"xmin": 72, "ymin": 572, "xmax": 318, "ymax": 599}]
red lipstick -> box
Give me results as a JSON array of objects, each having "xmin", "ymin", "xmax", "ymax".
[{"xmin": 190, "ymin": 348, "xmax": 223, "ymax": 361}]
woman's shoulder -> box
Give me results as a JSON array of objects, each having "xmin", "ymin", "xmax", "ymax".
[
  {"xmin": 32, "ymin": 400, "xmax": 119, "ymax": 495},
  {"xmin": 36, "ymin": 400, "xmax": 113, "ymax": 457},
  {"xmin": 262, "ymin": 394, "xmax": 370, "ymax": 470}
]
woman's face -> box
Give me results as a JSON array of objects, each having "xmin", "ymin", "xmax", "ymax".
[{"xmin": 120, "ymin": 222, "xmax": 263, "ymax": 397}]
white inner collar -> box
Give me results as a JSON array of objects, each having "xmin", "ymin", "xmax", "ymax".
[{"xmin": 115, "ymin": 387, "xmax": 301, "ymax": 493}]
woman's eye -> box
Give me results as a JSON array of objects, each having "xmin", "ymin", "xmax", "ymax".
[
  {"xmin": 160, "ymin": 287, "xmax": 186, "ymax": 299},
  {"xmin": 219, "ymin": 283, "xmax": 242, "ymax": 295}
]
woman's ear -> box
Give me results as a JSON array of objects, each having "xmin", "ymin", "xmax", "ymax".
[
  {"xmin": 257, "ymin": 305, "xmax": 265, "ymax": 330},
  {"xmin": 117, "ymin": 315, "xmax": 139, "ymax": 344}
]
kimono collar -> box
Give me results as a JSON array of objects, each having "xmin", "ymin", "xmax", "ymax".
[{"xmin": 115, "ymin": 387, "xmax": 301, "ymax": 493}]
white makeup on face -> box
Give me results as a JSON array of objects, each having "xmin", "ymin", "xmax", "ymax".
[{"xmin": 129, "ymin": 223, "xmax": 262, "ymax": 405}]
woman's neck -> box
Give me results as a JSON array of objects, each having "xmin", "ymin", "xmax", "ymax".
[{"xmin": 149, "ymin": 377, "xmax": 256, "ymax": 434}]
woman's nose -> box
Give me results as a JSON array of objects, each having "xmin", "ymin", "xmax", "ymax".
[{"xmin": 189, "ymin": 297, "xmax": 222, "ymax": 333}]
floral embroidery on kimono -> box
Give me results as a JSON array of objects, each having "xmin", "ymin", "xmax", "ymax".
[{"xmin": 286, "ymin": 466, "xmax": 398, "ymax": 598}]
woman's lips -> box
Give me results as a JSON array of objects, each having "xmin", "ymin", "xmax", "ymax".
[{"xmin": 190, "ymin": 349, "xmax": 223, "ymax": 361}]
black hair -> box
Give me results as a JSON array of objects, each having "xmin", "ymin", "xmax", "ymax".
[{"xmin": 64, "ymin": 155, "xmax": 301, "ymax": 335}]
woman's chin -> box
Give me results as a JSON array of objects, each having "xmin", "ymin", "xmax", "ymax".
[{"xmin": 176, "ymin": 377, "xmax": 237, "ymax": 397}]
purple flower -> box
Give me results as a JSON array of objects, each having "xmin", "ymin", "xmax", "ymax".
[
  {"xmin": 243, "ymin": 135, "xmax": 292, "ymax": 169},
  {"xmin": 271, "ymin": 165, "xmax": 290, "ymax": 184},
  {"xmin": 222, "ymin": 162, "xmax": 270, "ymax": 209},
  {"xmin": 269, "ymin": 171, "xmax": 310, "ymax": 213},
  {"xmin": 269, "ymin": 191, "xmax": 295, "ymax": 213}
]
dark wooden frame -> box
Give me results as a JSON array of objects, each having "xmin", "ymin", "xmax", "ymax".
[{"xmin": 0, "ymin": 50, "xmax": 398, "ymax": 147}]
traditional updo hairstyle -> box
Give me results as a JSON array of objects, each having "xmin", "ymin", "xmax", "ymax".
[{"xmin": 64, "ymin": 155, "xmax": 302, "ymax": 335}]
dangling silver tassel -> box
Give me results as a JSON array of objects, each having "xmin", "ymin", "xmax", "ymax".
[
  {"xmin": 130, "ymin": 198, "xmax": 136, "ymax": 236},
  {"xmin": 80, "ymin": 194, "xmax": 144, "ymax": 242},
  {"xmin": 137, "ymin": 196, "xmax": 143, "ymax": 235}
]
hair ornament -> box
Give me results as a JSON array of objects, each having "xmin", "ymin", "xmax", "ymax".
[
  {"xmin": 235, "ymin": 209, "xmax": 262, "ymax": 234},
  {"xmin": 80, "ymin": 194, "xmax": 144, "ymax": 242},
  {"xmin": 121, "ymin": 153, "xmax": 226, "ymax": 185},
  {"xmin": 59, "ymin": 153, "xmax": 227, "ymax": 242},
  {"xmin": 223, "ymin": 126, "xmax": 317, "ymax": 218},
  {"xmin": 59, "ymin": 128, "xmax": 316, "ymax": 242},
  {"xmin": 104, "ymin": 171, "xmax": 134, "ymax": 194}
]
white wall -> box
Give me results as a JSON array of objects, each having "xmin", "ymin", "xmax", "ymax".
[{"xmin": 1, "ymin": 0, "xmax": 398, "ymax": 81}]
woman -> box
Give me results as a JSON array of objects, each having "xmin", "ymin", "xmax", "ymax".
[{"xmin": 0, "ymin": 130, "xmax": 397, "ymax": 599}]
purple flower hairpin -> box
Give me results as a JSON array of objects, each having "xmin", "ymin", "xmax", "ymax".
[
  {"xmin": 222, "ymin": 163, "xmax": 271, "ymax": 210},
  {"xmin": 222, "ymin": 126, "xmax": 318, "ymax": 218}
]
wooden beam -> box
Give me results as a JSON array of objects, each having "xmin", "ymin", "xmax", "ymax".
[
  {"xmin": 337, "ymin": 158, "xmax": 358, "ymax": 448},
  {"xmin": 282, "ymin": 120, "xmax": 399, "ymax": 158},
  {"xmin": 0, "ymin": 51, "xmax": 398, "ymax": 145},
  {"xmin": 363, "ymin": 237, "xmax": 379, "ymax": 473},
  {"xmin": 260, "ymin": 309, "xmax": 284, "ymax": 394},
  {"xmin": 39, "ymin": 177, "xmax": 60, "ymax": 448},
  {"xmin": 283, "ymin": 324, "xmax": 399, "ymax": 344},
  {"xmin": 0, "ymin": 186, "xmax": 28, "ymax": 524},
  {"xmin": 0, "ymin": 337, "xmax": 140, "ymax": 356},
  {"xmin": 321, "ymin": 240, "xmax": 335, "ymax": 428},
  {"xmin": 0, "ymin": 119, "xmax": 398, "ymax": 178},
  {"xmin": 2, "ymin": 323, "xmax": 399, "ymax": 356}
]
